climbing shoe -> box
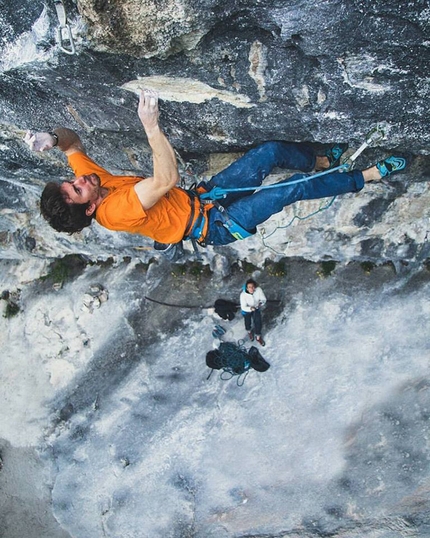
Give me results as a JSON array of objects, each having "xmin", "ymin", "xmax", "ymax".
[
  {"xmin": 212, "ymin": 324, "xmax": 226, "ymax": 339},
  {"xmin": 255, "ymin": 335, "xmax": 266, "ymax": 347},
  {"xmin": 325, "ymin": 143, "xmax": 349, "ymax": 169},
  {"xmin": 248, "ymin": 330, "xmax": 254, "ymax": 341},
  {"xmin": 376, "ymin": 156, "xmax": 407, "ymax": 178}
]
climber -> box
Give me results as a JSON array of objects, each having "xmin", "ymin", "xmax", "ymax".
[
  {"xmin": 24, "ymin": 89, "xmax": 407, "ymax": 256},
  {"xmin": 240, "ymin": 279, "xmax": 267, "ymax": 346}
]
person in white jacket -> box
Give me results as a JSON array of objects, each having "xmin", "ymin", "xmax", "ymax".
[{"xmin": 240, "ymin": 279, "xmax": 267, "ymax": 346}]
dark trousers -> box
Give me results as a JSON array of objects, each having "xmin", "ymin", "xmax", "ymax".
[{"xmin": 243, "ymin": 309, "xmax": 262, "ymax": 335}]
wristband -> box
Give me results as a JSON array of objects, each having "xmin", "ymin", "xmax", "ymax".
[{"xmin": 50, "ymin": 132, "xmax": 59, "ymax": 147}]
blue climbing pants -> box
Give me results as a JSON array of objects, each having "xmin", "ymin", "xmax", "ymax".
[{"xmin": 202, "ymin": 141, "xmax": 365, "ymax": 246}]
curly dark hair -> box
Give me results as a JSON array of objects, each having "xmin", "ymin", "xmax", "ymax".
[
  {"xmin": 246, "ymin": 278, "xmax": 258, "ymax": 288},
  {"xmin": 40, "ymin": 182, "xmax": 94, "ymax": 233}
]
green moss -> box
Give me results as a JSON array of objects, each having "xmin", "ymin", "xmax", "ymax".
[
  {"xmin": 241, "ymin": 260, "xmax": 259, "ymax": 274},
  {"xmin": 264, "ymin": 259, "xmax": 287, "ymax": 277},
  {"xmin": 320, "ymin": 260, "xmax": 336, "ymax": 277},
  {"xmin": 4, "ymin": 301, "xmax": 19, "ymax": 318},
  {"xmin": 171, "ymin": 262, "xmax": 212, "ymax": 278},
  {"xmin": 171, "ymin": 264, "xmax": 187, "ymax": 277},
  {"xmin": 41, "ymin": 259, "xmax": 69, "ymax": 284},
  {"xmin": 189, "ymin": 262, "xmax": 212, "ymax": 278},
  {"xmin": 361, "ymin": 261, "xmax": 376, "ymax": 274},
  {"xmin": 41, "ymin": 255, "xmax": 87, "ymax": 285}
]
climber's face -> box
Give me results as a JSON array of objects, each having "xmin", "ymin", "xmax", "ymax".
[
  {"xmin": 246, "ymin": 283, "xmax": 256, "ymax": 294},
  {"xmin": 60, "ymin": 173, "xmax": 102, "ymax": 206}
]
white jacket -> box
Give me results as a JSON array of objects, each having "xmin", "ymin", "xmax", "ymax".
[{"xmin": 240, "ymin": 287, "xmax": 267, "ymax": 313}]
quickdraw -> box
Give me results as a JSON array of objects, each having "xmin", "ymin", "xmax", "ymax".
[
  {"xmin": 343, "ymin": 125, "xmax": 385, "ymax": 169},
  {"xmin": 54, "ymin": 0, "xmax": 76, "ymax": 55}
]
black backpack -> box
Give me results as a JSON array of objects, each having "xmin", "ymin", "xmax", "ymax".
[{"xmin": 214, "ymin": 299, "xmax": 238, "ymax": 321}]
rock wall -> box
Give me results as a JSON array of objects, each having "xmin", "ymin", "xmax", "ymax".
[{"xmin": 0, "ymin": 0, "xmax": 429, "ymax": 266}]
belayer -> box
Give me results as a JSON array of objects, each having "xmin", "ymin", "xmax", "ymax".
[
  {"xmin": 25, "ymin": 89, "xmax": 406, "ymax": 257},
  {"xmin": 240, "ymin": 279, "xmax": 267, "ymax": 347}
]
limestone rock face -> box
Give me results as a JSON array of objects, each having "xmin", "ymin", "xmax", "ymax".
[
  {"xmin": 1, "ymin": 3, "xmax": 430, "ymax": 538},
  {"xmin": 0, "ymin": 0, "xmax": 429, "ymax": 265},
  {"xmin": 74, "ymin": 0, "xmax": 430, "ymax": 149},
  {"xmin": 77, "ymin": 0, "xmax": 217, "ymax": 58}
]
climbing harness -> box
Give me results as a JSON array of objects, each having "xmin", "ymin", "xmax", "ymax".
[
  {"xmin": 211, "ymin": 201, "xmax": 254, "ymax": 240},
  {"xmin": 183, "ymin": 189, "xmax": 207, "ymax": 242},
  {"xmin": 54, "ymin": 0, "xmax": 76, "ymax": 55},
  {"xmin": 182, "ymin": 188, "xmax": 253, "ymax": 244},
  {"xmin": 199, "ymin": 125, "xmax": 386, "ymax": 202}
]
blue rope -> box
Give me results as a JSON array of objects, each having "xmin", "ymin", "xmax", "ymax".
[
  {"xmin": 259, "ymin": 196, "xmax": 338, "ymax": 255},
  {"xmin": 263, "ymin": 196, "xmax": 338, "ymax": 240}
]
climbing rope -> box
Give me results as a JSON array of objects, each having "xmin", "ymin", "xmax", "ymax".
[
  {"xmin": 144, "ymin": 296, "xmax": 211, "ymax": 309},
  {"xmin": 207, "ymin": 341, "xmax": 251, "ymax": 386},
  {"xmin": 260, "ymin": 196, "xmax": 338, "ymax": 254},
  {"xmin": 263, "ymin": 196, "xmax": 337, "ymax": 240},
  {"xmin": 145, "ymin": 296, "xmax": 280, "ymax": 309},
  {"xmin": 200, "ymin": 163, "xmax": 348, "ymax": 201}
]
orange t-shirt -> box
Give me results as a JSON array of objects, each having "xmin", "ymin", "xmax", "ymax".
[{"xmin": 67, "ymin": 152, "xmax": 194, "ymax": 244}]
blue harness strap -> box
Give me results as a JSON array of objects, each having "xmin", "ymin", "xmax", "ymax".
[
  {"xmin": 182, "ymin": 189, "xmax": 206, "ymax": 243},
  {"xmin": 212, "ymin": 201, "xmax": 254, "ymax": 240},
  {"xmin": 222, "ymin": 217, "xmax": 253, "ymax": 240}
]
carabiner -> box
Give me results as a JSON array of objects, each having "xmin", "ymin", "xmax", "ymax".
[
  {"xmin": 345, "ymin": 124, "xmax": 386, "ymax": 169},
  {"xmin": 365, "ymin": 125, "xmax": 385, "ymax": 145},
  {"xmin": 54, "ymin": 0, "xmax": 76, "ymax": 55}
]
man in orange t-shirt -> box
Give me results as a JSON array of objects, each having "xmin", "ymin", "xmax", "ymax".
[
  {"xmin": 25, "ymin": 90, "xmax": 208, "ymax": 255},
  {"xmin": 65, "ymin": 150, "xmax": 198, "ymax": 245},
  {"xmin": 24, "ymin": 89, "xmax": 406, "ymax": 258}
]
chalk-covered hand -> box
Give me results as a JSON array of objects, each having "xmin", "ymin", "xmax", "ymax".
[
  {"xmin": 138, "ymin": 89, "xmax": 160, "ymax": 136},
  {"xmin": 24, "ymin": 131, "xmax": 57, "ymax": 152}
]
